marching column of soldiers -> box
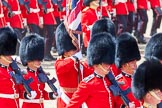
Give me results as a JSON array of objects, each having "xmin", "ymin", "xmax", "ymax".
[{"xmin": 1, "ymin": 0, "xmax": 162, "ymax": 108}]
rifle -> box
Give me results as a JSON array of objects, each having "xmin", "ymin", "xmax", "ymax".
[
  {"xmin": 38, "ymin": 0, "xmax": 48, "ymax": 14},
  {"xmin": 2, "ymin": 0, "xmax": 14, "ymax": 17},
  {"xmin": 9, "ymin": 60, "xmax": 33, "ymax": 96},
  {"xmin": 106, "ymin": 71, "xmax": 130, "ymax": 106},
  {"xmin": 37, "ymin": 66, "xmax": 58, "ymax": 96},
  {"xmin": 51, "ymin": 0, "xmax": 63, "ymax": 11},
  {"xmin": 18, "ymin": 0, "xmax": 30, "ymax": 14}
]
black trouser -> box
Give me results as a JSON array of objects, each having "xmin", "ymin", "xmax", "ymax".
[
  {"xmin": 151, "ymin": 7, "xmax": 162, "ymax": 35},
  {"xmin": 116, "ymin": 15, "xmax": 128, "ymax": 35},
  {"xmin": 127, "ymin": 12, "xmax": 134, "ymax": 33},
  {"xmin": 14, "ymin": 28, "xmax": 27, "ymax": 55},
  {"xmin": 43, "ymin": 24, "xmax": 55, "ymax": 57},
  {"xmin": 137, "ymin": 9, "xmax": 148, "ymax": 35},
  {"xmin": 28, "ymin": 24, "xmax": 40, "ymax": 35},
  {"xmin": 55, "ymin": 16, "xmax": 61, "ymax": 27}
]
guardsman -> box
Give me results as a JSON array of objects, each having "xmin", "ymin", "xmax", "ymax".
[
  {"xmin": 66, "ymin": 32, "xmax": 116, "ymax": 108},
  {"xmin": 91, "ymin": 18, "xmax": 122, "ymax": 77},
  {"xmin": 5, "ymin": 0, "xmax": 26, "ymax": 55},
  {"xmin": 23, "ymin": 0, "xmax": 41, "ymax": 34},
  {"xmin": 114, "ymin": 32, "xmax": 142, "ymax": 107},
  {"xmin": 55, "ymin": 22, "xmax": 94, "ymax": 108},
  {"xmin": 132, "ymin": 58, "xmax": 162, "ymax": 108},
  {"xmin": 113, "ymin": 0, "xmax": 128, "ymax": 35},
  {"xmin": 81, "ymin": 0, "xmax": 109, "ymax": 53},
  {"xmin": 19, "ymin": 33, "xmax": 59, "ymax": 108},
  {"xmin": 126, "ymin": 0, "xmax": 136, "ymax": 34},
  {"xmin": 0, "ymin": 27, "xmax": 19, "ymax": 108},
  {"xmin": 135, "ymin": 0, "xmax": 148, "ymax": 44},
  {"xmin": 39, "ymin": 0, "xmax": 57, "ymax": 61},
  {"xmin": 149, "ymin": 0, "xmax": 162, "ymax": 36}
]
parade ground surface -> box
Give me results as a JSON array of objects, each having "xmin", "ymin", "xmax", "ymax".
[{"xmin": 19, "ymin": 10, "xmax": 162, "ymax": 108}]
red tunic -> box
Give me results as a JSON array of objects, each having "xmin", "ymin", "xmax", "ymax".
[
  {"xmin": 0, "ymin": 1, "xmax": 6, "ymax": 28},
  {"xmin": 114, "ymin": 2, "xmax": 129, "ymax": 15},
  {"xmin": 66, "ymin": 73, "xmax": 115, "ymax": 108},
  {"xmin": 81, "ymin": 7, "xmax": 104, "ymax": 47},
  {"xmin": 55, "ymin": 57, "xmax": 94, "ymax": 108},
  {"xmin": 19, "ymin": 68, "xmax": 54, "ymax": 108},
  {"xmin": 111, "ymin": 64, "xmax": 121, "ymax": 76},
  {"xmin": 137, "ymin": 0, "xmax": 148, "ymax": 10},
  {"xmin": 149, "ymin": 0, "xmax": 161, "ymax": 8},
  {"xmin": 53, "ymin": 4, "xmax": 60, "ymax": 18},
  {"xmin": 115, "ymin": 72, "xmax": 141, "ymax": 107},
  {"xmin": 0, "ymin": 66, "xmax": 20, "ymax": 108},
  {"xmin": 24, "ymin": 0, "xmax": 40, "ymax": 26},
  {"xmin": 6, "ymin": 0, "xmax": 24, "ymax": 29},
  {"xmin": 126, "ymin": 0, "xmax": 135, "ymax": 12},
  {"xmin": 41, "ymin": 0, "xmax": 56, "ymax": 25}
]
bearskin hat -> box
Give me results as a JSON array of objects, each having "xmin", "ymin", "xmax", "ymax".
[
  {"xmin": 115, "ymin": 32, "xmax": 141, "ymax": 68},
  {"xmin": 19, "ymin": 34, "xmax": 44, "ymax": 66},
  {"xmin": 0, "ymin": 26, "xmax": 17, "ymax": 55},
  {"xmin": 145, "ymin": 33, "xmax": 162, "ymax": 60},
  {"xmin": 91, "ymin": 18, "xmax": 116, "ymax": 38},
  {"xmin": 132, "ymin": 58, "xmax": 162, "ymax": 100},
  {"xmin": 83, "ymin": 0, "xmax": 95, "ymax": 6},
  {"xmin": 87, "ymin": 32, "xmax": 115, "ymax": 66},
  {"xmin": 56, "ymin": 22, "xmax": 77, "ymax": 56}
]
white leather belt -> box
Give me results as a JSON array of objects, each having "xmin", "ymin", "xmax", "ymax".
[
  {"xmin": 23, "ymin": 98, "xmax": 44, "ymax": 103},
  {"xmin": 60, "ymin": 88, "xmax": 88, "ymax": 108},
  {"xmin": 0, "ymin": 93, "xmax": 19, "ymax": 99},
  {"xmin": 0, "ymin": 14, "xmax": 4, "ymax": 18},
  {"xmin": 13, "ymin": 11, "xmax": 21, "ymax": 15},
  {"xmin": 119, "ymin": 0, "xmax": 127, "ymax": 3},
  {"xmin": 47, "ymin": 8, "xmax": 54, "ymax": 13},
  {"xmin": 30, "ymin": 8, "xmax": 40, "ymax": 13}
]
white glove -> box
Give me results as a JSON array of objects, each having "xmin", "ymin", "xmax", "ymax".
[
  {"xmin": 57, "ymin": 88, "xmax": 62, "ymax": 97},
  {"xmin": 53, "ymin": 88, "xmax": 62, "ymax": 98},
  {"xmin": 73, "ymin": 51, "xmax": 83, "ymax": 60},
  {"xmin": 27, "ymin": 91, "xmax": 37, "ymax": 99},
  {"xmin": 86, "ymin": 25, "xmax": 93, "ymax": 31}
]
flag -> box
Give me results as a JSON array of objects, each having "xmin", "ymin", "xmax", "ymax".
[{"xmin": 66, "ymin": 0, "xmax": 82, "ymax": 32}]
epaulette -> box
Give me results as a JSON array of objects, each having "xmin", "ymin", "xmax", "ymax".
[
  {"xmin": 115, "ymin": 73, "xmax": 126, "ymax": 85},
  {"xmin": 115, "ymin": 73, "xmax": 123, "ymax": 80},
  {"xmin": 83, "ymin": 74, "xmax": 94, "ymax": 83},
  {"xmin": 82, "ymin": 7, "xmax": 89, "ymax": 12},
  {"xmin": 122, "ymin": 72, "xmax": 132, "ymax": 78}
]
